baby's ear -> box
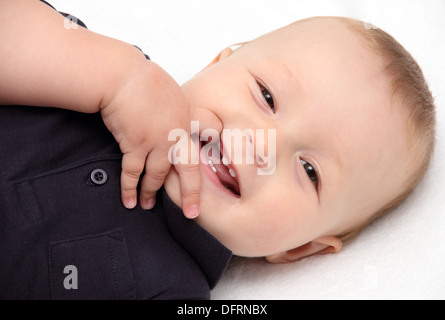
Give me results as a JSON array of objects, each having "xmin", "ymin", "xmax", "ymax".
[
  {"xmin": 201, "ymin": 47, "xmax": 233, "ymax": 71},
  {"xmin": 265, "ymin": 236, "xmax": 342, "ymax": 264}
]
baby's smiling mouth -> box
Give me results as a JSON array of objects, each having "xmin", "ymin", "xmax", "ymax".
[{"xmin": 201, "ymin": 140, "xmax": 241, "ymax": 197}]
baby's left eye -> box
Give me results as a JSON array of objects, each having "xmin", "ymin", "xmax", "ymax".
[
  {"xmin": 258, "ymin": 83, "xmax": 275, "ymax": 113},
  {"xmin": 301, "ymin": 159, "xmax": 319, "ymax": 186}
]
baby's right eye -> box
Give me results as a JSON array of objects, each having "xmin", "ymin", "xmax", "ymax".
[{"xmin": 257, "ymin": 82, "xmax": 276, "ymax": 113}]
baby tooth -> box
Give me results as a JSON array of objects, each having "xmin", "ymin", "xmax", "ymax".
[
  {"xmin": 222, "ymin": 156, "xmax": 230, "ymax": 166},
  {"xmin": 208, "ymin": 160, "xmax": 217, "ymax": 173},
  {"xmin": 229, "ymin": 168, "xmax": 236, "ymax": 178}
]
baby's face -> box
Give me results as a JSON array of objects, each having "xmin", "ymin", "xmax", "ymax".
[{"xmin": 164, "ymin": 18, "xmax": 410, "ymax": 257}]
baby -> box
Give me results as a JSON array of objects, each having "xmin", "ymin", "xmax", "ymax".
[
  {"xmin": 167, "ymin": 17, "xmax": 436, "ymax": 260},
  {"xmin": 0, "ymin": 0, "xmax": 435, "ymax": 298}
]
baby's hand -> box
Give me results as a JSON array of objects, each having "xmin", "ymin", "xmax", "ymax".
[{"xmin": 100, "ymin": 60, "xmax": 200, "ymax": 219}]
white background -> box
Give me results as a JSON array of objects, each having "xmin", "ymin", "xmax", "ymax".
[{"xmin": 49, "ymin": 0, "xmax": 445, "ymax": 299}]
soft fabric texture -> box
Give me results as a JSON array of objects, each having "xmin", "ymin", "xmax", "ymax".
[{"xmin": 48, "ymin": 0, "xmax": 445, "ymax": 299}]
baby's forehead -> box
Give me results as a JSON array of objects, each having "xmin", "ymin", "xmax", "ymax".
[
  {"xmin": 260, "ymin": 17, "xmax": 359, "ymax": 46},
  {"xmin": 244, "ymin": 17, "xmax": 377, "ymax": 72}
]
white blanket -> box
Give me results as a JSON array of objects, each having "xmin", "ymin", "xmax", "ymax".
[{"xmin": 50, "ymin": 0, "xmax": 445, "ymax": 299}]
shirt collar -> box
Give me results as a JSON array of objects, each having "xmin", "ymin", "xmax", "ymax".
[{"xmin": 161, "ymin": 188, "xmax": 232, "ymax": 289}]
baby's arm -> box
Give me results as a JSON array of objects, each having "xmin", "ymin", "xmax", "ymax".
[
  {"xmin": 0, "ymin": 0, "xmax": 141, "ymax": 112},
  {"xmin": 0, "ymin": 0, "xmax": 200, "ymax": 218}
]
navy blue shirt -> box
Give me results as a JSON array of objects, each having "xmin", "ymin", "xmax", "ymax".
[{"xmin": 0, "ymin": 3, "xmax": 231, "ymax": 299}]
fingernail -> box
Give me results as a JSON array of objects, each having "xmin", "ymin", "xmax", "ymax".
[
  {"xmin": 142, "ymin": 198, "xmax": 155, "ymax": 210},
  {"xmin": 125, "ymin": 198, "xmax": 136, "ymax": 209},
  {"xmin": 187, "ymin": 205, "xmax": 200, "ymax": 219}
]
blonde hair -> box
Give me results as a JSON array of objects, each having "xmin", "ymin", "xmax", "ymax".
[{"xmin": 337, "ymin": 18, "xmax": 436, "ymax": 243}]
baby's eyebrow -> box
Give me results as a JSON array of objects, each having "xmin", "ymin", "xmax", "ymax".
[
  {"xmin": 278, "ymin": 60, "xmax": 301, "ymax": 89},
  {"xmin": 313, "ymin": 140, "xmax": 344, "ymax": 202},
  {"xmin": 333, "ymin": 148, "xmax": 343, "ymax": 180},
  {"xmin": 330, "ymin": 151, "xmax": 343, "ymax": 199}
]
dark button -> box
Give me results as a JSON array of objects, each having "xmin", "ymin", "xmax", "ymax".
[{"xmin": 90, "ymin": 169, "xmax": 108, "ymax": 185}]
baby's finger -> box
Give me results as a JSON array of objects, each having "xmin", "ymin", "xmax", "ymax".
[
  {"xmin": 139, "ymin": 148, "xmax": 172, "ymax": 210},
  {"xmin": 175, "ymin": 161, "xmax": 201, "ymax": 219},
  {"xmin": 121, "ymin": 152, "xmax": 146, "ymax": 209},
  {"xmin": 173, "ymin": 134, "xmax": 201, "ymax": 219}
]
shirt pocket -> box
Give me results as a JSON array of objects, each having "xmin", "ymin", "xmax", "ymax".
[
  {"xmin": 6, "ymin": 155, "xmax": 137, "ymax": 299},
  {"xmin": 49, "ymin": 228, "xmax": 136, "ymax": 300},
  {"xmin": 9, "ymin": 155, "xmax": 122, "ymax": 230}
]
